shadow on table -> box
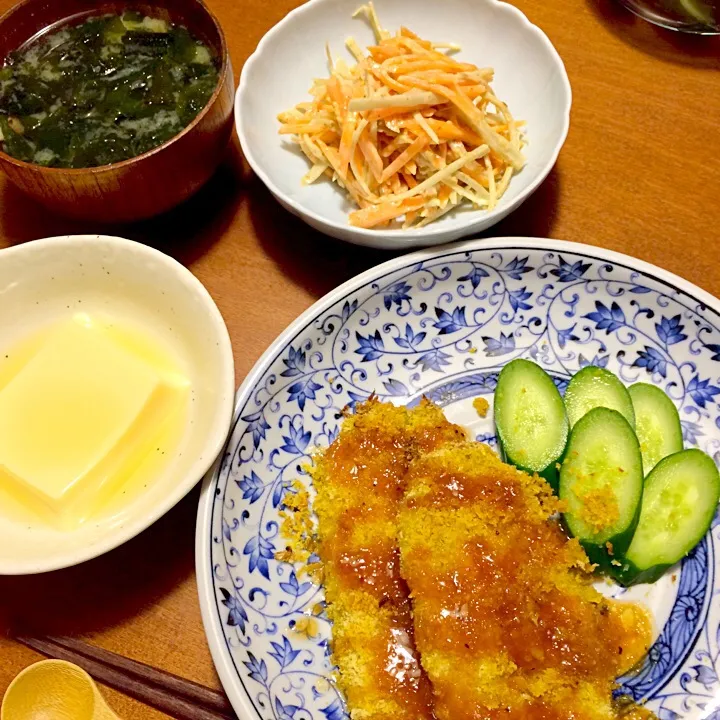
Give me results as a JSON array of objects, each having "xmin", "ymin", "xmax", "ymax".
[
  {"xmin": 128, "ymin": 139, "xmax": 244, "ymax": 267},
  {"xmin": 587, "ymin": 0, "xmax": 720, "ymax": 68},
  {"xmin": 485, "ymin": 165, "xmax": 562, "ymax": 241},
  {"xmin": 0, "ymin": 485, "xmax": 199, "ymax": 637},
  {"xmin": 248, "ymin": 175, "xmax": 390, "ymax": 299},
  {"xmin": 0, "ymin": 138, "xmax": 245, "ymax": 269},
  {"xmin": 248, "ymin": 164, "xmax": 562, "ymax": 300}
]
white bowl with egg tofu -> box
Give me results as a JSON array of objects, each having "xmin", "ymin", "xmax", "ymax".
[{"xmin": 0, "ymin": 235, "xmax": 234, "ymax": 574}]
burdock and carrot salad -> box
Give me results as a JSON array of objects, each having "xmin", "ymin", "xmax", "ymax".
[{"xmin": 277, "ymin": 4, "xmax": 525, "ymax": 230}]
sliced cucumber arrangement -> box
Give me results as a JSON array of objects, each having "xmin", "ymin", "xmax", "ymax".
[
  {"xmin": 491, "ymin": 357, "xmax": 719, "ymax": 587},
  {"xmin": 629, "ymin": 383, "xmax": 683, "ymax": 475},
  {"xmin": 494, "ymin": 359, "xmax": 568, "ymax": 490},
  {"xmin": 564, "ymin": 366, "xmax": 635, "ymax": 429},
  {"xmin": 613, "ymin": 449, "xmax": 720, "ymax": 586},
  {"xmin": 559, "ymin": 407, "xmax": 644, "ymax": 566}
]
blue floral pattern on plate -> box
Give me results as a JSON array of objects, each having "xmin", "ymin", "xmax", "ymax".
[{"xmin": 197, "ymin": 239, "xmax": 720, "ymax": 720}]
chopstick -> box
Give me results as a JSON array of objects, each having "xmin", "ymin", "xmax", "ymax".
[{"xmin": 15, "ymin": 635, "xmax": 236, "ymax": 720}]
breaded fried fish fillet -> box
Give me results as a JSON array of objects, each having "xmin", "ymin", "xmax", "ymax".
[
  {"xmin": 398, "ymin": 441, "xmax": 652, "ymax": 720},
  {"xmin": 311, "ymin": 399, "xmax": 464, "ymax": 720}
]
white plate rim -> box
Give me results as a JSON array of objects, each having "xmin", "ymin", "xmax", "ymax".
[{"xmin": 195, "ymin": 235, "xmax": 720, "ymax": 720}]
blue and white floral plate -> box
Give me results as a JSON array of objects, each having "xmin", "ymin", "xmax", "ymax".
[{"xmin": 197, "ymin": 238, "xmax": 720, "ymax": 720}]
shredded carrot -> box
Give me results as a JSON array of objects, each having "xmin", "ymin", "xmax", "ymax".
[
  {"xmin": 402, "ymin": 171, "xmax": 418, "ymax": 189},
  {"xmin": 337, "ymin": 115, "xmax": 357, "ymax": 178},
  {"xmin": 357, "ymin": 127, "xmax": 384, "ymax": 182},
  {"xmin": 349, "ymin": 196, "xmax": 425, "ymax": 228},
  {"xmin": 380, "ymin": 136, "xmax": 427, "ymax": 183},
  {"xmin": 278, "ymin": 2, "xmax": 525, "ymax": 229}
]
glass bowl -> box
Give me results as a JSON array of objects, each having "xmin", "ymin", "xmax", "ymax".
[{"xmin": 618, "ymin": 0, "xmax": 719, "ymax": 34}]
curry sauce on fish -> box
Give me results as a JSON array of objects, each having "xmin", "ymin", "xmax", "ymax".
[
  {"xmin": 309, "ymin": 399, "xmax": 465, "ymax": 719},
  {"xmin": 287, "ymin": 399, "xmax": 655, "ymax": 720},
  {"xmin": 399, "ymin": 440, "xmax": 652, "ymax": 719}
]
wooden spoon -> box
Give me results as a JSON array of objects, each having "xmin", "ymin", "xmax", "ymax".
[{"xmin": 1, "ymin": 660, "xmax": 120, "ymax": 720}]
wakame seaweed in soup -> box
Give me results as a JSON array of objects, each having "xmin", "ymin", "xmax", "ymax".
[{"xmin": 0, "ymin": 12, "xmax": 220, "ymax": 168}]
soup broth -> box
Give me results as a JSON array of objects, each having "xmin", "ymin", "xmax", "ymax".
[{"xmin": 0, "ymin": 12, "xmax": 220, "ymax": 168}]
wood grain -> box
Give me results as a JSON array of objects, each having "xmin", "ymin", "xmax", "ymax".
[{"xmin": 0, "ymin": 0, "xmax": 719, "ymax": 718}]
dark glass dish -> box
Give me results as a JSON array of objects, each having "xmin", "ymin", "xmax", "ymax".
[{"xmin": 617, "ymin": 0, "xmax": 719, "ymax": 34}]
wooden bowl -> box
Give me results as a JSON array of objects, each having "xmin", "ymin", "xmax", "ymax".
[{"xmin": 0, "ymin": 0, "xmax": 234, "ymax": 222}]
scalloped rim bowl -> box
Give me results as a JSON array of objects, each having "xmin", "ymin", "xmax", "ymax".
[
  {"xmin": 0, "ymin": 235, "xmax": 235, "ymax": 575},
  {"xmin": 236, "ymin": 0, "xmax": 572, "ymax": 249}
]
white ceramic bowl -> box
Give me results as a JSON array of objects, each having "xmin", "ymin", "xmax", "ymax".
[
  {"xmin": 236, "ymin": 0, "xmax": 572, "ymax": 250},
  {"xmin": 0, "ymin": 235, "xmax": 235, "ymax": 574}
]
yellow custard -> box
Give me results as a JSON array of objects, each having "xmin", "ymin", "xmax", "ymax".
[{"xmin": 0, "ymin": 313, "xmax": 190, "ymax": 529}]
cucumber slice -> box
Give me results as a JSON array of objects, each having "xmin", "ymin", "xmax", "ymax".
[
  {"xmin": 629, "ymin": 383, "xmax": 683, "ymax": 475},
  {"xmin": 614, "ymin": 449, "xmax": 720, "ymax": 586},
  {"xmin": 494, "ymin": 359, "xmax": 568, "ymax": 490},
  {"xmin": 559, "ymin": 407, "xmax": 644, "ymax": 566},
  {"xmin": 564, "ymin": 366, "xmax": 635, "ymax": 429}
]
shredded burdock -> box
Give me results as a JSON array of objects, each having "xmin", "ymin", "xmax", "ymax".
[{"xmin": 277, "ymin": 3, "xmax": 525, "ymax": 229}]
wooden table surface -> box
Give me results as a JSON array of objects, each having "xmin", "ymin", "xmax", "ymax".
[{"xmin": 0, "ymin": 0, "xmax": 718, "ymax": 716}]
